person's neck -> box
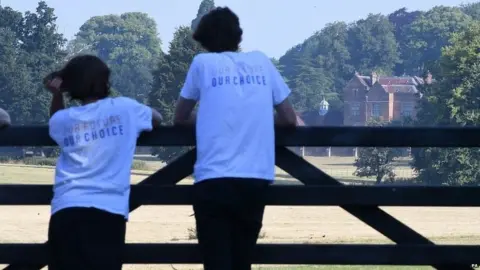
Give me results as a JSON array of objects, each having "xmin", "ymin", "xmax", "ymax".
[
  {"xmin": 81, "ymin": 98, "xmax": 99, "ymax": 105},
  {"xmin": 209, "ymin": 48, "xmax": 237, "ymax": 53}
]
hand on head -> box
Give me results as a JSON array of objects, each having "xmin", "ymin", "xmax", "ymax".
[{"xmin": 43, "ymin": 71, "xmax": 63, "ymax": 94}]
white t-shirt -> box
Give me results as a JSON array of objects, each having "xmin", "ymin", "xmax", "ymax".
[
  {"xmin": 48, "ymin": 97, "xmax": 153, "ymax": 218},
  {"xmin": 180, "ymin": 51, "xmax": 291, "ymax": 183}
]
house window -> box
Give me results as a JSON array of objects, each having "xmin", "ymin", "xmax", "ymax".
[
  {"xmin": 401, "ymin": 102, "xmax": 414, "ymax": 117},
  {"xmin": 372, "ymin": 103, "xmax": 381, "ymax": 117},
  {"xmin": 353, "ymin": 88, "xmax": 358, "ymax": 97},
  {"xmin": 351, "ymin": 102, "xmax": 360, "ymax": 116}
]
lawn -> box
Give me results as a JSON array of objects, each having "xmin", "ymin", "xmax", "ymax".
[
  {"xmin": 0, "ymin": 155, "xmax": 415, "ymax": 185},
  {"xmin": 1, "ymin": 156, "xmax": 471, "ymax": 270}
]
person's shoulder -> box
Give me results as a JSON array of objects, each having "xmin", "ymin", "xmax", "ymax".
[
  {"xmin": 49, "ymin": 109, "xmax": 68, "ymax": 126},
  {"xmin": 246, "ymin": 50, "xmax": 269, "ymax": 58},
  {"xmin": 240, "ymin": 50, "xmax": 270, "ymax": 61},
  {"xmin": 241, "ymin": 51, "xmax": 272, "ymax": 67},
  {"xmin": 109, "ymin": 96, "xmax": 140, "ymax": 107},
  {"xmin": 191, "ymin": 53, "xmax": 213, "ymax": 64}
]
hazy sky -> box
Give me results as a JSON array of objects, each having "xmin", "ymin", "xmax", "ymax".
[{"xmin": 1, "ymin": 0, "xmax": 476, "ymax": 58}]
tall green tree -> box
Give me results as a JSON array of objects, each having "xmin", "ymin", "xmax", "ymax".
[
  {"xmin": 70, "ymin": 12, "xmax": 162, "ymax": 101},
  {"xmin": 0, "ymin": 28, "xmax": 35, "ymax": 123},
  {"xmin": 347, "ymin": 14, "xmax": 400, "ymax": 75},
  {"xmin": 191, "ymin": 0, "xmax": 215, "ymax": 31},
  {"xmin": 388, "ymin": 8, "xmax": 423, "ymax": 75},
  {"xmin": 286, "ymin": 58, "xmax": 336, "ymax": 112},
  {"xmin": 22, "ymin": 1, "xmax": 67, "ymax": 124},
  {"xmin": 149, "ymin": 26, "xmax": 203, "ymax": 162},
  {"xmin": 402, "ymin": 6, "xmax": 471, "ymax": 75},
  {"xmin": 314, "ymin": 22, "xmax": 354, "ymax": 95},
  {"xmin": 279, "ymin": 22, "xmax": 351, "ymax": 112},
  {"xmin": 412, "ymin": 21, "xmax": 480, "ymax": 186},
  {"xmin": 0, "ymin": 2, "xmax": 65, "ymax": 124},
  {"xmin": 461, "ymin": 2, "xmax": 480, "ymax": 20},
  {"xmin": 354, "ymin": 119, "xmax": 400, "ymax": 184}
]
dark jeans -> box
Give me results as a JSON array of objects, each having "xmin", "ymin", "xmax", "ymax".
[
  {"xmin": 193, "ymin": 178, "xmax": 270, "ymax": 270},
  {"xmin": 48, "ymin": 207, "xmax": 126, "ymax": 270}
]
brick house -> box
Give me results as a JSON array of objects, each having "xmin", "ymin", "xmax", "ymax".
[{"xmin": 343, "ymin": 71, "xmax": 432, "ymax": 126}]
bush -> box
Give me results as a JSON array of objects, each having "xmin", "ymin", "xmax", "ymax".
[
  {"xmin": 23, "ymin": 157, "xmax": 57, "ymax": 166},
  {"xmin": 131, "ymin": 160, "xmax": 150, "ymax": 170},
  {"xmin": 187, "ymin": 227, "xmax": 197, "ymax": 240},
  {"xmin": 0, "ymin": 157, "xmax": 150, "ymax": 171}
]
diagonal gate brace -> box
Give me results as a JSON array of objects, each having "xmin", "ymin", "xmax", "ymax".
[
  {"xmin": 275, "ymin": 146, "xmax": 473, "ymax": 270},
  {"xmin": 3, "ymin": 149, "xmax": 197, "ymax": 270}
]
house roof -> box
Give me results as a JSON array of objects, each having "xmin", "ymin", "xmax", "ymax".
[
  {"xmin": 354, "ymin": 72, "xmax": 430, "ymax": 95},
  {"xmin": 382, "ymin": 84, "xmax": 419, "ymax": 94}
]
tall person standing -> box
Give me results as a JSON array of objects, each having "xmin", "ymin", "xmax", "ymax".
[
  {"xmin": 44, "ymin": 55, "xmax": 163, "ymax": 270},
  {"xmin": 173, "ymin": 7, "xmax": 297, "ymax": 270}
]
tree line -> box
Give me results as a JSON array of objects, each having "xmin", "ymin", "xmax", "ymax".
[{"xmin": 1, "ymin": 0, "xmax": 480, "ymax": 185}]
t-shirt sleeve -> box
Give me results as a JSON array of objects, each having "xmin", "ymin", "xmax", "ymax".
[
  {"xmin": 48, "ymin": 111, "xmax": 63, "ymax": 145},
  {"xmin": 179, "ymin": 57, "xmax": 201, "ymax": 101},
  {"xmin": 129, "ymin": 99, "xmax": 153, "ymax": 133},
  {"xmin": 267, "ymin": 57, "xmax": 291, "ymax": 105},
  {"xmin": 116, "ymin": 97, "xmax": 153, "ymax": 133}
]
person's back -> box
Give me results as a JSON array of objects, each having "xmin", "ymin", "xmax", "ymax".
[
  {"xmin": 191, "ymin": 51, "xmax": 281, "ymax": 182},
  {"xmin": 173, "ymin": 7, "xmax": 297, "ymax": 270},
  {"xmin": 49, "ymin": 96, "xmax": 151, "ymax": 216},
  {"xmin": 44, "ymin": 55, "xmax": 162, "ymax": 270}
]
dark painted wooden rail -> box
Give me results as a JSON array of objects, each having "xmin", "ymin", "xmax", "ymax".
[{"xmin": 1, "ymin": 126, "xmax": 480, "ymax": 270}]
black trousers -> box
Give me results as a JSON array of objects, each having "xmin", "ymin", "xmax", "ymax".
[
  {"xmin": 48, "ymin": 207, "xmax": 126, "ymax": 270},
  {"xmin": 193, "ymin": 178, "xmax": 270, "ymax": 270}
]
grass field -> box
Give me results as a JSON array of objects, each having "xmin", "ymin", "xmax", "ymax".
[
  {"xmin": 0, "ymin": 155, "xmax": 415, "ymax": 185},
  {"xmin": 1, "ymin": 156, "xmax": 477, "ymax": 270}
]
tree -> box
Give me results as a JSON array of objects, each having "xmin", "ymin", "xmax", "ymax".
[
  {"xmin": 286, "ymin": 58, "xmax": 336, "ymax": 112},
  {"xmin": 148, "ymin": 26, "xmax": 203, "ymax": 162},
  {"xmin": 70, "ymin": 12, "xmax": 162, "ymax": 100},
  {"xmin": 0, "ymin": 27, "xmax": 35, "ymax": 123},
  {"xmin": 347, "ymin": 14, "xmax": 400, "ymax": 75},
  {"xmin": 279, "ymin": 22, "xmax": 351, "ymax": 112},
  {"xmin": 191, "ymin": 0, "xmax": 215, "ymax": 31},
  {"xmin": 0, "ymin": 2, "xmax": 65, "ymax": 124},
  {"xmin": 388, "ymin": 8, "xmax": 423, "ymax": 75},
  {"xmin": 279, "ymin": 15, "xmax": 400, "ymax": 114},
  {"xmin": 22, "ymin": 1, "xmax": 67, "ymax": 124},
  {"xmin": 461, "ymin": 2, "xmax": 480, "ymax": 20},
  {"xmin": 401, "ymin": 6, "xmax": 471, "ymax": 75},
  {"xmin": 354, "ymin": 119, "xmax": 400, "ymax": 184},
  {"xmin": 412, "ymin": 21, "xmax": 480, "ymax": 186}
]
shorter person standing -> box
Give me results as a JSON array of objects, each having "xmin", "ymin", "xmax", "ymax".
[
  {"xmin": 174, "ymin": 7, "xmax": 297, "ymax": 270},
  {"xmin": 44, "ymin": 55, "xmax": 163, "ymax": 270}
]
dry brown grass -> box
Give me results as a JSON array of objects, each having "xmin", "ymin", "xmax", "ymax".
[{"xmin": 0, "ymin": 157, "xmax": 468, "ymax": 270}]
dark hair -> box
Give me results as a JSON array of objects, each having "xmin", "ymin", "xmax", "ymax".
[
  {"xmin": 193, "ymin": 7, "xmax": 242, "ymax": 53},
  {"xmin": 56, "ymin": 55, "xmax": 111, "ymax": 102}
]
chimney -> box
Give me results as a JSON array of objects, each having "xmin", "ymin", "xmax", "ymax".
[
  {"xmin": 371, "ymin": 71, "xmax": 378, "ymax": 85},
  {"xmin": 424, "ymin": 71, "xmax": 433, "ymax": 84}
]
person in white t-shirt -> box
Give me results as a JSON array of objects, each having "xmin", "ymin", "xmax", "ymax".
[
  {"xmin": 43, "ymin": 55, "xmax": 162, "ymax": 270},
  {"xmin": 174, "ymin": 7, "xmax": 297, "ymax": 270}
]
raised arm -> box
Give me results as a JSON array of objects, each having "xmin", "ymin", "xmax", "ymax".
[
  {"xmin": 43, "ymin": 71, "xmax": 65, "ymax": 117},
  {"xmin": 174, "ymin": 57, "xmax": 200, "ymax": 126},
  {"xmin": 267, "ymin": 58, "xmax": 297, "ymax": 127}
]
